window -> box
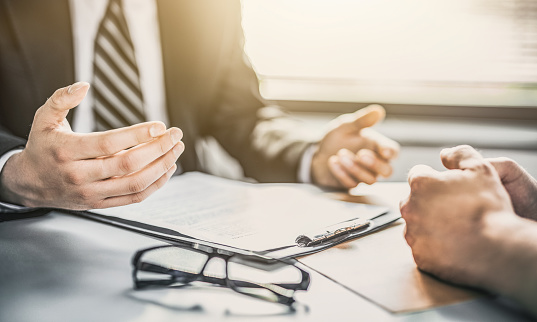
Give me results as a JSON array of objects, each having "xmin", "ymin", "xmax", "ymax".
[{"xmin": 242, "ymin": 0, "xmax": 537, "ymax": 109}]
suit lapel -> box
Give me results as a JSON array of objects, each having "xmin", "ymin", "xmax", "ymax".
[{"xmin": 5, "ymin": 0, "xmax": 75, "ymax": 122}]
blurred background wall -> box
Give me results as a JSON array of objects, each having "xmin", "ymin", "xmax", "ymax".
[{"xmin": 200, "ymin": 0, "xmax": 537, "ymax": 181}]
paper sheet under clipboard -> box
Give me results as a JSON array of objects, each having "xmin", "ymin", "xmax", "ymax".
[{"xmin": 87, "ymin": 172, "xmax": 400, "ymax": 257}]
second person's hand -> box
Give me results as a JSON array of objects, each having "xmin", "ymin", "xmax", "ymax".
[
  {"xmin": 441, "ymin": 147, "xmax": 537, "ymax": 221},
  {"xmin": 311, "ymin": 104, "xmax": 399, "ymax": 189}
]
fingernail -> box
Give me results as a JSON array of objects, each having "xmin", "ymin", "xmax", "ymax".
[
  {"xmin": 381, "ymin": 164, "xmax": 392, "ymax": 176},
  {"xmin": 360, "ymin": 154, "xmax": 375, "ymax": 167},
  {"xmin": 339, "ymin": 155, "xmax": 354, "ymax": 168},
  {"xmin": 173, "ymin": 143, "xmax": 185, "ymax": 155},
  {"xmin": 67, "ymin": 82, "xmax": 89, "ymax": 95},
  {"xmin": 171, "ymin": 128, "xmax": 182, "ymax": 144},
  {"xmin": 382, "ymin": 148, "xmax": 394, "ymax": 159},
  {"xmin": 331, "ymin": 159, "xmax": 345, "ymax": 174},
  {"xmin": 440, "ymin": 147, "xmax": 453, "ymax": 156},
  {"xmin": 149, "ymin": 124, "xmax": 165, "ymax": 137}
]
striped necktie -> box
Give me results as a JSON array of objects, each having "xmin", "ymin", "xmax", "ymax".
[{"xmin": 92, "ymin": 0, "xmax": 145, "ymax": 131}]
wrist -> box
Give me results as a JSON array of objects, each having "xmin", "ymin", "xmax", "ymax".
[
  {"xmin": 310, "ymin": 149, "xmax": 322, "ymax": 185},
  {"xmin": 482, "ymin": 212, "xmax": 537, "ymax": 312},
  {"xmin": 0, "ymin": 151, "xmax": 30, "ymax": 206},
  {"xmin": 298, "ymin": 144, "xmax": 317, "ymax": 184}
]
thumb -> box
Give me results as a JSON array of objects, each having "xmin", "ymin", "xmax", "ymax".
[
  {"xmin": 37, "ymin": 82, "xmax": 90, "ymax": 126},
  {"xmin": 350, "ymin": 104, "xmax": 386, "ymax": 130},
  {"xmin": 408, "ymin": 164, "xmax": 440, "ymax": 186},
  {"xmin": 486, "ymin": 157, "xmax": 525, "ymax": 185},
  {"xmin": 441, "ymin": 145, "xmax": 485, "ymax": 170}
]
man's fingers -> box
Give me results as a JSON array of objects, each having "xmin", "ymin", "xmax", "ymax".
[
  {"xmin": 94, "ymin": 129, "xmax": 184, "ymax": 179},
  {"xmin": 330, "ymin": 104, "xmax": 385, "ymax": 133},
  {"xmin": 486, "ymin": 157, "xmax": 524, "ymax": 184},
  {"xmin": 441, "ymin": 145, "xmax": 484, "ymax": 170},
  {"xmin": 96, "ymin": 141, "xmax": 180, "ymax": 198},
  {"xmin": 37, "ymin": 82, "xmax": 90, "ymax": 127},
  {"xmin": 354, "ymin": 149, "xmax": 393, "ymax": 177},
  {"xmin": 349, "ymin": 104, "xmax": 386, "ymax": 130},
  {"xmin": 359, "ymin": 128, "xmax": 400, "ymax": 160},
  {"xmin": 486, "ymin": 157, "xmax": 510, "ymax": 180},
  {"xmin": 328, "ymin": 156, "xmax": 359, "ymax": 189},
  {"xmin": 68, "ymin": 122, "xmax": 173, "ymax": 159},
  {"xmin": 331, "ymin": 147, "xmax": 395, "ymax": 188},
  {"xmin": 337, "ymin": 155, "xmax": 377, "ymax": 185},
  {"xmin": 94, "ymin": 164, "xmax": 177, "ymax": 209},
  {"xmin": 337, "ymin": 148, "xmax": 383, "ymax": 184},
  {"xmin": 408, "ymin": 164, "xmax": 440, "ymax": 188}
]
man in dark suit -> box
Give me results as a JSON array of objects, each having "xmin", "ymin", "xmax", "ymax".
[{"xmin": 0, "ymin": 0, "xmax": 399, "ymax": 211}]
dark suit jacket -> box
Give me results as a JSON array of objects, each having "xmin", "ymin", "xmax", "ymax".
[{"xmin": 0, "ymin": 0, "xmax": 314, "ymax": 183}]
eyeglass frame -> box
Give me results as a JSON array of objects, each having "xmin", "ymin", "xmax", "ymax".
[{"xmin": 131, "ymin": 241, "xmax": 311, "ymax": 306}]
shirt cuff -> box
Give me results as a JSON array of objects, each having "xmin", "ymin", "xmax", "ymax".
[
  {"xmin": 297, "ymin": 144, "xmax": 318, "ymax": 184},
  {"xmin": 0, "ymin": 149, "xmax": 33, "ymax": 213}
]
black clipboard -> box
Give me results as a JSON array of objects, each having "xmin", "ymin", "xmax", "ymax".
[
  {"xmin": 75, "ymin": 209, "xmax": 400, "ymax": 259},
  {"xmin": 261, "ymin": 210, "xmax": 400, "ymax": 259}
]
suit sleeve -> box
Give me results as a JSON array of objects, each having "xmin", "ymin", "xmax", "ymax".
[
  {"xmin": 206, "ymin": 6, "xmax": 318, "ymax": 183},
  {"xmin": 0, "ymin": 126, "xmax": 26, "ymax": 157},
  {"xmin": 0, "ymin": 125, "xmax": 28, "ymax": 212},
  {"xmin": 0, "ymin": 2, "xmax": 27, "ymax": 162}
]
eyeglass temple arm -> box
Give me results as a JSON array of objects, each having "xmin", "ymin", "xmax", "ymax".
[{"xmin": 138, "ymin": 262, "xmax": 307, "ymax": 291}]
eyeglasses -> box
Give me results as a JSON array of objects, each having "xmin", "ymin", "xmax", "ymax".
[{"xmin": 131, "ymin": 243, "xmax": 310, "ymax": 307}]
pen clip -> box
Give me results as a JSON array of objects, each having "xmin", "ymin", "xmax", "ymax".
[{"xmin": 295, "ymin": 219, "xmax": 372, "ymax": 247}]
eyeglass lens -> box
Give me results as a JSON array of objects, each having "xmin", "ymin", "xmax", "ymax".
[
  {"xmin": 227, "ymin": 256, "xmax": 302, "ymax": 303},
  {"xmin": 135, "ymin": 246, "xmax": 307, "ymax": 303}
]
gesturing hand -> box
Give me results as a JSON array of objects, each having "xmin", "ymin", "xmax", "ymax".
[
  {"xmin": 311, "ymin": 104, "xmax": 399, "ymax": 189},
  {"xmin": 0, "ymin": 82, "xmax": 184, "ymax": 210}
]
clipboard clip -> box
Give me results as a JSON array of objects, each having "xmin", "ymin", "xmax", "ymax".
[{"xmin": 295, "ymin": 219, "xmax": 372, "ymax": 247}]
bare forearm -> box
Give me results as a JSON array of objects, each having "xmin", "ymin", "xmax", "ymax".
[
  {"xmin": 510, "ymin": 219, "xmax": 537, "ymax": 316},
  {"xmin": 490, "ymin": 216, "xmax": 537, "ymax": 316}
]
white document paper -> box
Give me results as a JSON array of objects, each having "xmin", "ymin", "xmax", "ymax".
[{"xmin": 91, "ymin": 172, "xmax": 387, "ymax": 251}]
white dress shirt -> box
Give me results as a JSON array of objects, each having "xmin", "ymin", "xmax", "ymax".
[{"xmin": 69, "ymin": 0, "xmax": 168, "ymax": 132}]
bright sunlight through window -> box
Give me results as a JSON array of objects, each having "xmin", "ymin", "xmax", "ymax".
[{"xmin": 242, "ymin": 0, "xmax": 537, "ymax": 107}]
